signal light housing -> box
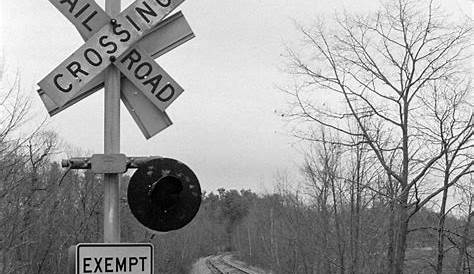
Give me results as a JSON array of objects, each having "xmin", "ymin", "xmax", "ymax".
[{"xmin": 127, "ymin": 157, "xmax": 201, "ymax": 232}]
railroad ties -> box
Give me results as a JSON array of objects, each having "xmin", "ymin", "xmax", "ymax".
[{"xmin": 206, "ymin": 254, "xmax": 265, "ymax": 274}]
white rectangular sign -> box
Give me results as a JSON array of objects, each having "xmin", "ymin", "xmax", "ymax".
[{"xmin": 76, "ymin": 243, "xmax": 153, "ymax": 274}]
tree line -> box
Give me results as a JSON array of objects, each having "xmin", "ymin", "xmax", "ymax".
[{"xmin": 280, "ymin": 0, "xmax": 473, "ymax": 272}]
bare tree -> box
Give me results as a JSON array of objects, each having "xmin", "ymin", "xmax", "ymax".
[
  {"xmin": 412, "ymin": 77, "xmax": 473, "ymax": 273},
  {"xmin": 0, "ymin": 63, "xmax": 100, "ymax": 273},
  {"xmin": 302, "ymin": 132, "xmax": 345, "ymax": 273},
  {"xmin": 283, "ymin": 0, "xmax": 473, "ymax": 273},
  {"xmin": 0, "ymin": 64, "xmax": 33, "ymax": 274},
  {"xmin": 455, "ymin": 177, "xmax": 473, "ymax": 273}
]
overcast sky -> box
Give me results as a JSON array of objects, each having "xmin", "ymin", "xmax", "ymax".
[{"xmin": 0, "ymin": 0, "xmax": 471, "ymax": 193}]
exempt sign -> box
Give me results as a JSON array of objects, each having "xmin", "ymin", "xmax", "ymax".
[{"xmin": 75, "ymin": 243, "xmax": 153, "ymax": 274}]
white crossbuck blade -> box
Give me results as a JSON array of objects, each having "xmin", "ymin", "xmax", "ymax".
[{"xmin": 38, "ymin": 0, "xmax": 191, "ymax": 138}]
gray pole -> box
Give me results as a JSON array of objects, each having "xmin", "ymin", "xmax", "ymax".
[{"xmin": 104, "ymin": 0, "xmax": 121, "ymax": 243}]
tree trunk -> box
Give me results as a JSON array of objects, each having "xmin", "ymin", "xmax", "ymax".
[
  {"xmin": 270, "ymin": 207, "xmax": 280, "ymax": 269},
  {"xmin": 455, "ymin": 193, "xmax": 472, "ymax": 274},
  {"xmin": 386, "ymin": 178, "xmax": 396, "ymax": 273},
  {"xmin": 393, "ymin": 190, "xmax": 409, "ymax": 274},
  {"xmin": 392, "ymin": 98, "xmax": 410, "ymax": 274},
  {"xmin": 350, "ymin": 151, "xmax": 362, "ymax": 274},
  {"xmin": 331, "ymin": 178, "xmax": 345, "ymax": 274},
  {"xmin": 320, "ymin": 197, "xmax": 331, "ymax": 274},
  {"xmin": 435, "ymin": 171, "xmax": 450, "ymax": 274},
  {"xmin": 350, "ymin": 184, "xmax": 356, "ymax": 274},
  {"xmin": 248, "ymin": 225, "xmax": 252, "ymax": 259},
  {"xmin": 354, "ymin": 179, "xmax": 361, "ymax": 273}
]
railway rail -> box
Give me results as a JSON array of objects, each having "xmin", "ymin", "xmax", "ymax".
[{"xmin": 206, "ymin": 254, "xmax": 258, "ymax": 274}]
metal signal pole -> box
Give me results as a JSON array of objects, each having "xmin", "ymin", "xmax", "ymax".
[{"xmin": 104, "ymin": 0, "xmax": 121, "ymax": 243}]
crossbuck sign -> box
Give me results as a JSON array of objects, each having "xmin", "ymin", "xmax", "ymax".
[{"xmin": 38, "ymin": 0, "xmax": 192, "ymax": 138}]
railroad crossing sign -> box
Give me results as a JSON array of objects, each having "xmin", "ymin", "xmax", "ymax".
[
  {"xmin": 39, "ymin": 0, "xmax": 203, "ymax": 260},
  {"xmin": 74, "ymin": 243, "xmax": 153, "ymax": 274},
  {"xmin": 38, "ymin": 0, "xmax": 192, "ymax": 138}
]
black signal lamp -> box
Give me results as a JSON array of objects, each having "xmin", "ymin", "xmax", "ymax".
[{"xmin": 127, "ymin": 158, "xmax": 201, "ymax": 232}]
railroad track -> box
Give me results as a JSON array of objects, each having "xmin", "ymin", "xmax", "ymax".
[{"xmin": 206, "ymin": 254, "xmax": 256, "ymax": 274}]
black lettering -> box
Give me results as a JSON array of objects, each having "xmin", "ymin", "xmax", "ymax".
[
  {"xmin": 139, "ymin": 257, "xmax": 147, "ymax": 271},
  {"xmin": 120, "ymin": 49, "xmax": 141, "ymax": 70},
  {"xmin": 83, "ymin": 257, "xmax": 92, "ymax": 273},
  {"xmin": 143, "ymin": 74, "xmax": 162, "ymax": 94},
  {"xmin": 82, "ymin": 10, "xmax": 97, "ymax": 31},
  {"xmin": 74, "ymin": 3, "xmax": 90, "ymax": 18},
  {"xmin": 156, "ymin": 0, "xmax": 171, "ymax": 7},
  {"xmin": 105, "ymin": 257, "xmax": 113, "ymax": 272},
  {"xmin": 135, "ymin": 62, "xmax": 152, "ymax": 80},
  {"xmin": 53, "ymin": 74, "xmax": 72, "ymax": 92},
  {"xmin": 156, "ymin": 83, "xmax": 175, "ymax": 102},
  {"xmin": 99, "ymin": 35, "xmax": 118, "ymax": 54},
  {"xmin": 59, "ymin": 0, "xmax": 78, "ymax": 13},
  {"xmin": 84, "ymin": 48, "xmax": 102, "ymax": 66},
  {"xmin": 66, "ymin": 61, "xmax": 89, "ymax": 78},
  {"xmin": 112, "ymin": 23, "xmax": 131, "ymax": 42},
  {"xmin": 129, "ymin": 257, "xmax": 138, "ymax": 272},
  {"xmin": 125, "ymin": 15, "xmax": 141, "ymax": 31},
  {"xmin": 116, "ymin": 257, "xmax": 127, "ymax": 272},
  {"xmin": 93, "ymin": 257, "xmax": 103, "ymax": 272},
  {"xmin": 135, "ymin": 2, "xmax": 157, "ymax": 23}
]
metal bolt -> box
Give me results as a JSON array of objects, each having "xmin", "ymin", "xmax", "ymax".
[
  {"xmin": 110, "ymin": 56, "xmax": 116, "ymax": 62},
  {"xmin": 111, "ymin": 19, "xmax": 117, "ymax": 25},
  {"xmin": 61, "ymin": 159, "xmax": 69, "ymax": 167}
]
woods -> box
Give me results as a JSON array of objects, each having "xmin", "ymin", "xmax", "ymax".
[
  {"xmin": 0, "ymin": 117, "xmax": 472, "ymax": 273},
  {"xmin": 0, "ymin": 0, "xmax": 473, "ymax": 273},
  {"xmin": 282, "ymin": 0, "xmax": 473, "ymax": 272}
]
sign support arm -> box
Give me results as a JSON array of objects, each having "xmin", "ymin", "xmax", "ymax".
[{"xmin": 104, "ymin": 0, "xmax": 121, "ymax": 243}]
